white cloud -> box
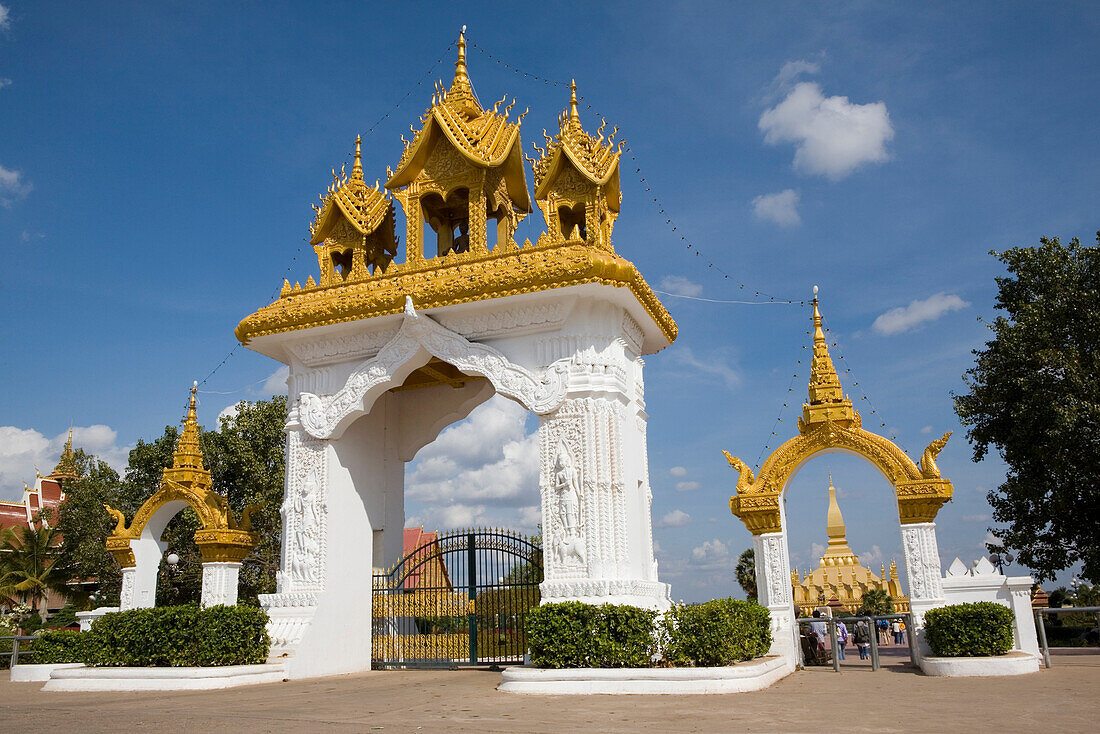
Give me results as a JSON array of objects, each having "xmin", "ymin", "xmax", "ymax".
[
  {"xmin": 675, "ymin": 481, "xmax": 700, "ymax": 492},
  {"xmin": 0, "ymin": 163, "xmax": 32, "ymax": 207},
  {"xmin": 218, "ymin": 402, "xmax": 242, "ymax": 426},
  {"xmin": 963, "ymin": 514, "xmax": 990, "ymax": 523},
  {"xmin": 655, "ymin": 509, "xmax": 691, "ymax": 528},
  {"xmin": 759, "ymin": 81, "xmax": 894, "ymax": 180},
  {"xmin": 0, "ymin": 79, "xmax": 10, "ymax": 91},
  {"xmin": 668, "ymin": 346, "xmax": 740, "ymax": 389},
  {"xmin": 262, "ymin": 366, "xmax": 289, "ymax": 395},
  {"xmin": 752, "ymin": 189, "xmax": 801, "ymax": 227},
  {"xmin": 691, "ymin": 538, "xmax": 729, "ymax": 562},
  {"xmin": 405, "ymin": 397, "xmax": 540, "ymax": 530},
  {"xmin": 983, "ymin": 531, "xmax": 1003, "ymax": 550},
  {"xmin": 858, "ymin": 545, "xmax": 885, "ymax": 568},
  {"xmin": 811, "ymin": 542, "xmax": 825, "ymax": 560},
  {"xmin": 872, "ymin": 292, "xmax": 969, "ymax": 335},
  {"xmin": 658, "ymin": 275, "xmax": 703, "ymax": 297},
  {"xmin": 0, "ymin": 5, "xmax": 10, "ymax": 30},
  {"xmin": 669, "ymin": 466, "xmax": 687, "ymax": 478},
  {"xmin": 0, "ymin": 425, "xmax": 131, "ymax": 501},
  {"xmin": 920, "ymin": 425, "xmax": 933, "ymax": 434}
]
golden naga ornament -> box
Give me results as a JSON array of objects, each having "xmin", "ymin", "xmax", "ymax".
[
  {"xmin": 725, "ymin": 290, "xmax": 954, "ymax": 535},
  {"xmin": 105, "ymin": 385, "xmax": 259, "ymax": 567},
  {"xmin": 235, "ymin": 32, "xmax": 675, "ymax": 346}
]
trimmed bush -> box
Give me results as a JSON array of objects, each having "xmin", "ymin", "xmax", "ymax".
[
  {"xmin": 924, "ymin": 602, "xmax": 1014, "ymax": 657},
  {"xmin": 32, "ymin": 605, "xmax": 270, "ymax": 667},
  {"xmin": 526, "ymin": 601, "xmax": 657, "ymax": 668},
  {"xmin": 32, "ymin": 629, "xmax": 104, "ymax": 664},
  {"xmin": 661, "ymin": 598, "xmax": 772, "ymax": 667}
]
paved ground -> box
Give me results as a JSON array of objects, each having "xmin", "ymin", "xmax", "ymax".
[{"xmin": 2, "ymin": 654, "xmax": 1095, "ymax": 733}]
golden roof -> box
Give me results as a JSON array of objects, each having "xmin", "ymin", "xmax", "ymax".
[
  {"xmin": 386, "ymin": 32, "xmax": 530, "ymax": 211},
  {"xmin": 801, "ymin": 290, "xmax": 856, "ymax": 428},
  {"xmin": 48, "ymin": 428, "xmax": 82, "ymax": 481},
  {"xmin": 310, "ymin": 135, "xmax": 394, "ymax": 245},
  {"xmin": 531, "ymin": 81, "xmax": 623, "ymax": 206},
  {"xmin": 162, "ymin": 382, "xmax": 211, "ymax": 490}
]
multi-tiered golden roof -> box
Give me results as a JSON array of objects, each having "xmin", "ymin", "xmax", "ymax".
[{"xmin": 235, "ymin": 33, "xmax": 675, "ymax": 346}]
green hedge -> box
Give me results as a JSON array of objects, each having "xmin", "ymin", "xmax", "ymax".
[
  {"xmin": 925, "ymin": 602, "xmax": 1015, "ymax": 657},
  {"xmin": 661, "ymin": 598, "xmax": 772, "ymax": 666},
  {"xmin": 32, "ymin": 630, "xmax": 101, "ymax": 664},
  {"xmin": 526, "ymin": 601, "xmax": 657, "ymax": 668},
  {"xmin": 32, "ymin": 605, "xmax": 270, "ymax": 667}
]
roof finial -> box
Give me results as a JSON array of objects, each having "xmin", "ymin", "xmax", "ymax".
[
  {"xmin": 569, "ymin": 79, "xmax": 580, "ymax": 123},
  {"xmin": 352, "ymin": 134, "xmax": 363, "ymax": 180},
  {"xmin": 800, "ymin": 285, "xmax": 856, "ymax": 428},
  {"xmin": 454, "ymin": 28, "xmax": 469, "ymax": 87}
]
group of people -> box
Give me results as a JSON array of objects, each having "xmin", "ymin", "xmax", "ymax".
[{"xmin": 805, "ymin": 610, "xmax": 908, "ymax": 663}]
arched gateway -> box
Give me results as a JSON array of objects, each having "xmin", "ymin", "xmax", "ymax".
[
  {"xmin": 235, "ymin": 35, "xmax": 676, "ymax": 678},
  {"xmin": 725, "ymin": 293, "xmax": 954, "ymax": 664},
  {"xmin": 105, "ymin": 386, "xmax": 259, "ymax": 610}
]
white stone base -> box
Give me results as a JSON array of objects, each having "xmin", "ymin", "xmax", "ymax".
[
  {"xmin": 498, "ymin": 655, "xmax": 793, "ymax": 695},
  {"xmin": 41, "ymin": 663, "xmax": 287, "ymax": 691},
  {"xmin": 9, "ymin": 663, "xmax": 84, "ymax": 682},
  {"xmin": 920, "ymin": 651, "xmax": 1039, "ymax": 677}
]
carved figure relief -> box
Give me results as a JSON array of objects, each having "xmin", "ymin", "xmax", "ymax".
[
  {"xmin": 553, "ymin": 442, "xmax": 585, "ymax": 565},
  {"xmin": 280, "ymin": 431, "xmax": 328, "ymax": 590}
]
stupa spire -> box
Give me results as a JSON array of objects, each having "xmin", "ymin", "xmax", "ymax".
[
  {"xmin": 163, "ymin": 382, "xmax": 210, "ymax": 488},
  {"xmin": 352, "ymin": 134, "xmax": 363, "ymax": 180},
  {"xmin": 444, "ymin": 27, "xmax": 481, "ymax": 115},
  {"xmin": 569, "ymin": 79, "xmax": 580, "ymax": 124},
  {"xmin": 826, "ymin": 473, "xmax": 847, "ymax": 546},
  {"xmin": 800, "ymin": 286, "xmax": 856, "ymax": 428},
  {"xmin": 49, "ymin": 427, "xmax": 81, "ymax": 481}
]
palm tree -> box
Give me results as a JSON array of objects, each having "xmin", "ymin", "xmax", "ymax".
[
  {"xmin": 0, "ymin": 524, "xmax": 70, "ymax": 618},
  {"xmin": 736, "ymin": 548, "xmax": 757, "ymax": 601},
  {"xmin": 857, "ymin": 588, "xmax": 894, "ymax": 617}
]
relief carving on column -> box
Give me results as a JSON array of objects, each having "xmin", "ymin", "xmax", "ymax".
[
  {"xmin": 279, "ymin": 431, "xmax": 328, "ymax": 591},
  {"xmin": 763, "ymin": 534, "xmax": 790, "ymax": 606},
  {"xmin": 901, "ymin": 524, "xmax": 943, "ymax": 601},
  {"xmin": 552, "ymin": 441, "xmax": 586, "ymax": 567}
]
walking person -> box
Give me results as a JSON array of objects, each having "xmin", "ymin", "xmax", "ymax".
[
  {"xmin": 877, "ymin": 618, "xmax": 889, "ymax": 645},
  {"xmin": 891, "ymin": 619, "xmax": 902, "ymax": 645},
  {"xmin": 854, "ymin": 621, "xmax": 871, "ymax": 660},
  {"xmin": 898, "ymin": 621, "xmax": 907, "ymax": 645},
  {"xmin": 836, "ymin": 619, "xmax": 849, "ymax": 660}
]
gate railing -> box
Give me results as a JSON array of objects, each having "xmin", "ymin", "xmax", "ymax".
[
  {"xmin": 372, "ymin": 528, "xmax": 542, "ymax": 668},
  {"xmin": 797, "ymin": 613, "xmax": 916, "ymax": 672},
  {"xmin": 1035, "ymin": 605, "xmax": 1100, "ymax": 668},
  {"xmin": 1, "ymin": 636, "xmax": 37, "ymax": 668}
]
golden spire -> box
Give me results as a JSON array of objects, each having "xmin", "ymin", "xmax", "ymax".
[
  {"xmin": 163, "ymin": 382, "xmax": 210, "ymax": 489},
  {"xmin": 569, "ymin": 79, "xmax": 580, "ymax": 124},
  {"xmin": 800, "ymin": 286, "xmax": 856, "ymax": 429},
  {"xmin": 49, "ymin": 427, "xmax": 81, "ymax": 481},
  {"xmin": 352, "ymin": 134, "xmax": 363, "ymax": 181},
  {"xmin": 444, "ymin": 26, "xmax": 480, "ymax": 115},
  {"xmin": 825, "ymin": 473, "xmax": 848, "ymax": 548}
]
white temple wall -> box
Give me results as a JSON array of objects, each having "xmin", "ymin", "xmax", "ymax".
[{"xmin": 941, "ymin": 557, "xmax": 1040, "ymax": 657}]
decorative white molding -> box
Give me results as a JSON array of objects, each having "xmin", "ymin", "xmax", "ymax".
[
  {"xmin": 901, "ymin": 523, "xmax": 944, "ymax": 601},
  {"xmin": 436, "ymin": 301, "xmax": 567, "ymax": 340},
  {"xmin": 119, "ymin": 567, "xmax": 136, "ymax": 611},
  {"xmin": 297, "ymin": 298, "xmax": 570, "ymax": 438},
  {"xmin": 279, "ymin": 432, "xmax": 328, "ymax": 591},
  {"xmin": 200, "ymin": 562, "xmax": 241, "ymax": 607},
  {"xmin": 287, "ymin": 327, "xmax": 400, "ymax": 367}
]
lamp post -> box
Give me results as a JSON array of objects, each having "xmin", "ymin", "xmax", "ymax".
[{"xmin": 165, "ymin": 552, "xmax": 181, "ymax": 605}]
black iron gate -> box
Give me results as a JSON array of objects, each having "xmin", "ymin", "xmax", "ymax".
[{"xmin": 372, "ymin": 528, "xmax": 542, "ymax": 668}]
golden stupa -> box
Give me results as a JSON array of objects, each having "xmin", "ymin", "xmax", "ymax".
[{"xmin": 791, "ymin": 474, "xmax": 909, "ymax": 615}]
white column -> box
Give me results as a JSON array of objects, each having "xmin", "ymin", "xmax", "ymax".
[
  {"xmin": 900, "ymin": 522, "xmax": 945, "ymax": 658},
  {"xmin": 538, "ymin": 396, "xmax": 669, "ymax": 609},
  {"xmin": 119, "ymin": 566, "xmax": 137, "ymax": 611},
  {"xmin": 259, "ymin": 427, "xmax": 327, "ymax": 656},
  {"xmin": 200, "ymin": 562, "xmax": 241, "ymax": 607},
  {"xmin": 754, "ymin": 531, "xmax": 797, "ymax": 662}
]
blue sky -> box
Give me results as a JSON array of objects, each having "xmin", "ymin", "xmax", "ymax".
[{"xmin": 1, "ymin": 2, "xmax": 1097, "ymax": 599}]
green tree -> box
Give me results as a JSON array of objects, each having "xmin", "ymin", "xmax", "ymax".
[
  {"xmin": 857, "ymin": 588, "xmax": 894, "ymax": 617},
  {"xmin": 955, "ymin": 234, "xmax": 1100, "ymax": 582},
  {"xmin": 735, "ymin": 547, "xmax": 757, "ymax": 601},
  {"xmin": 0, "ymin": 524, "xmax": 69, "ymax": 616}
]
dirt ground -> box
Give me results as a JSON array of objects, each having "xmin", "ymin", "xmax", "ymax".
[{"xmin": 1, "ymin": 654, "xmax": 1095, "ymax": 734}]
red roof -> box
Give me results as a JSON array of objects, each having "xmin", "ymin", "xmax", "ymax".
[
  {"xmin": 0, "ymin": 477, "xmax": 64, "ymax": 534},
  {"xmin": 402, "ymin": 527, "xmax": 441, "ymax": 590}
]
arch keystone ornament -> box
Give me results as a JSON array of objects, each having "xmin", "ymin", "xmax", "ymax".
[
  {"xmin": 725, "ymin": 290, "xmax": 954, "ymax": 664},
  {"xmin": 106, "ymin": 385, "xmax": 258, "ymax": 609}
]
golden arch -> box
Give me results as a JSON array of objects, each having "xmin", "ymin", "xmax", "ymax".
[
  {"xmin": 105, "ymin": 387, "xmax": 258, "ymax": 568},
  {"xmin": 726, "ymin": 296, "xmax": 954, "ymax": 536}
]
